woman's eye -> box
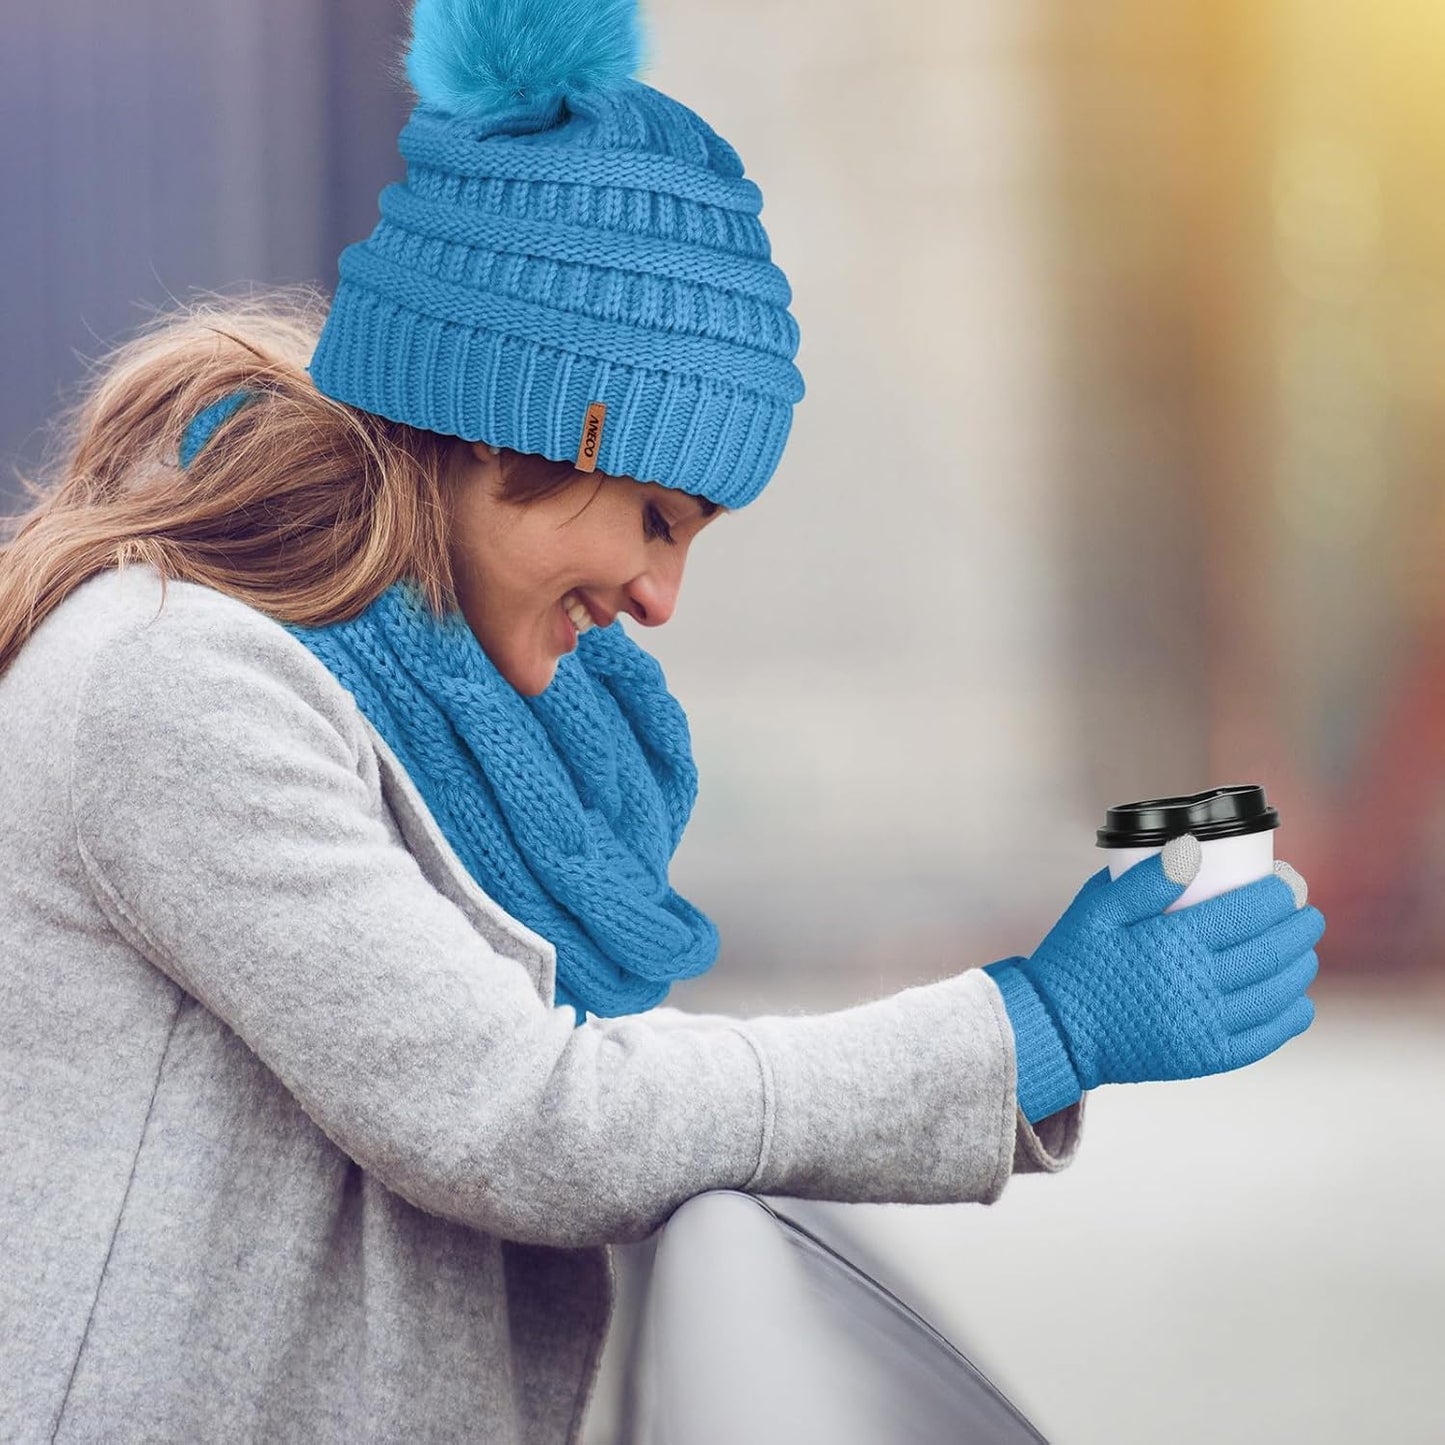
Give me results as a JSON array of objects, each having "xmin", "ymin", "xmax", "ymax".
[{"xmin": 644, "ymin": 502, "xmax": 676, "ymax": 545}]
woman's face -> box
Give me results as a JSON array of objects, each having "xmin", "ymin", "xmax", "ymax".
[{"xmin": 446, "ymin": 441, "xmax": 721, "ymax": 695}]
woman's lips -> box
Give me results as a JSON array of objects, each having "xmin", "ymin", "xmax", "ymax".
[
  {"xmin": 570, "ymin": 590, "xmax": 614, "ymax": 628},
  {"xmin": 556, "ymin": 597, "xmax": 580, "ymax": 651}
]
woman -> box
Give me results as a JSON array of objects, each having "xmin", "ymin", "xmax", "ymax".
[{"xmin": 0, "ymin": 1, "xmax": 1323, "ymax": 1440}]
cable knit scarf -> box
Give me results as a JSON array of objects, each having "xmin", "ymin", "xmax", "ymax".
[{"xmin": 282, "ymin": 581, "xmax": 718, "ymax": 1021}]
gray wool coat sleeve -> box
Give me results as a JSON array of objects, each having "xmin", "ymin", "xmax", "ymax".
[{"xmin": 66, "ymin": 573, "xmax": 1078, "ymax": 1251}]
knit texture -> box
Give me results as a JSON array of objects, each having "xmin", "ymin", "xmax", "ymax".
[
  {"xmin": 983, "ymin": 959, "xmax": 1081, "ymax": 1123},
  {"xmin": 282, "ymin": 580, "xmax": 718, "ymax": 1020},
  {"xmin": 177, "ymin": 388, "xmax": 258, "ymax": 468},
  {"xmin": 310, "ymin": 81, "xmax": 804, "ymax": 509},
  {"xmin": 985, "ymin": 851, "xmax": 1324, "ymax": 1122}
]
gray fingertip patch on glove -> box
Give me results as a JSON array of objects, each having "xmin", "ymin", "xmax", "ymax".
[
  {"xmin": 1273, "ymin": 860, "xmax": 1308, "ymax": 909},
  {"xmin": 1161, "ymin": 832, "xmax": 1203, "ymax": 886}
]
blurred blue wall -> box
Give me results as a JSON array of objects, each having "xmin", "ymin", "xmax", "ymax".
[{"xmin": 0, "ymin": 0, "xmax": 410, "ymax": 477}]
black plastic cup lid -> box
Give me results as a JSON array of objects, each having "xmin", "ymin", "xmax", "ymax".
[{"xmin": 1096, "ymin": 784, "xmax": 1279, "ymax": 848}]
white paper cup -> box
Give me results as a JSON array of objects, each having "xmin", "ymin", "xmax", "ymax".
[
  {"xmin": 1104, "ymin": 830, "xmax": 1275, "ymax": 912},
  {"xmin": 1097, "ymin": 785, "xmax": 1279, "ymax": 914}
]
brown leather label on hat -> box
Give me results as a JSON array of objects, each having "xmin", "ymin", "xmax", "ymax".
[{"xmin": 575, "ymin": 402, "xmax": 607, "ymax": 472}]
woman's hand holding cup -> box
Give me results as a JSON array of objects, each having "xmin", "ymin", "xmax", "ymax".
[{"xmin": 985, "ymin": 818, "xmax": 1324, "ymax": 1124}]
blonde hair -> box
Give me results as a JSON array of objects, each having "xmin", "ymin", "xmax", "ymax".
[{"xmin": 0, "ymin": 287, "xmax": 460, "ymax": 679}]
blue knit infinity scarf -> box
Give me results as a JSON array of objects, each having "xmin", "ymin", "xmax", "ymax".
[{"xmin": 282, "ymin": 581, "xmax": 718, "ymax": 1020}]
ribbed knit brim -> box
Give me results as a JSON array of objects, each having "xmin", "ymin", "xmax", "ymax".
[{"xmin": 309, "ymin": 83, "xmax": 803, "ymax": 509}]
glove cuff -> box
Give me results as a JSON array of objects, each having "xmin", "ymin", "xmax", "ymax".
[{"xmin": 982, "ymin": 959, "xmax": 1082, "ymax": 1124}]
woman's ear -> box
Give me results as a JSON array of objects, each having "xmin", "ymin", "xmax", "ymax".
[{"xmin": 459, "ymin": 438, "xmax": 505, "ymax": 497}]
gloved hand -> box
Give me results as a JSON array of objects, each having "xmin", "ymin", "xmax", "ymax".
[{"xmin": 984, "ymin": 834, "xmax": 1324, "ymax": 1124}]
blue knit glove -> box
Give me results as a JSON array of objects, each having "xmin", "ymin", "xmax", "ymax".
[{"xmin": 985, "ymin": 835, "xmax": 1324, "ymax": 1123}]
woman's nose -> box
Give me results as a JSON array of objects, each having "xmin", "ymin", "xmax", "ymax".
[{"xmin": 623, "ymin": 556, "xmax": 684, "ymax": 627}]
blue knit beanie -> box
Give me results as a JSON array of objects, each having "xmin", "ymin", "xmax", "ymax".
[{"xmin": 308, "ymin": 0, "xmax": 804, "ymax": 510}]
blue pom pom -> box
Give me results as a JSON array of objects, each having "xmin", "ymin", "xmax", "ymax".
[{"xmin": 406, "ymin": 0, "xmax": 642, "ymax": 122}]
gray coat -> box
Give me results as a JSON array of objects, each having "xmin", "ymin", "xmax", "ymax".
[{"xmin": 0, "ymin": 565, "xmax": 1081, "ymax": 1443}]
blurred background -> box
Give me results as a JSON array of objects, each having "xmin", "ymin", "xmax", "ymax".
[{"xmin": 3, "ymin": 0, "xmax": 1441, "ymax": 1440}]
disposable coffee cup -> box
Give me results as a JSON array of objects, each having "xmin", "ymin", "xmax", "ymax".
[{"xmin": 1096, "ymin": 784, "xmax": 1279, "ymax": 913}]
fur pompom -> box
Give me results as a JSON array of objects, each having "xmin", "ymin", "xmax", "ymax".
[{"xmin": 406, "ymin": 0, "xmax": 642, "ymax": 120}]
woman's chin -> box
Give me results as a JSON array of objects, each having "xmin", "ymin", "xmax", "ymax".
[
  {"xmin": 503, "ymin": 651, "xmax": 561, "ymax": 697},
  {"xmin": 477, "ymin": 620, "xmax": 568, "ymax": 696}
]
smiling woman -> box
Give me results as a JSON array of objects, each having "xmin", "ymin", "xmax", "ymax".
[
  {"xmin": 0, "ymin": 0, "xmax": 1322, "ymax": 1441},
  {"xmin": 446, "ymin": 443, "xmax": 723, "ymax": 695}
]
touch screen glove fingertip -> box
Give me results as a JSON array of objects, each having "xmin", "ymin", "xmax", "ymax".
[
  {"xmin": 1161, "ymin": 832, "xmax": 1203, "ymax": 887},
  {"xmin": 1273, "ymin": 860, "xmax": 1308, "ymax": 909}
]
